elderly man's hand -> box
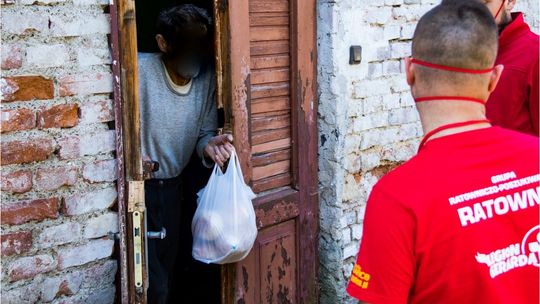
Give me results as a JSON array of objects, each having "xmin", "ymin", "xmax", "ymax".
[{"xmin": 204, "ymin": 134, "xmax": 234, "ymax": 167}]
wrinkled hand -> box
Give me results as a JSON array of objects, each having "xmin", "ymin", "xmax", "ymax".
[{"xmin": 204, "ymin": 134, "xmax": 234, "ymax": 167}]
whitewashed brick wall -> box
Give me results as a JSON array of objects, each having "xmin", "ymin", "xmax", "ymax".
[
  {"xmin": 0, "ymin": 0, "xmax": 117, "ymax": 302},
  {"xmin": 317, "ymin": 0, "xmax": 539, "ymax": 303}
]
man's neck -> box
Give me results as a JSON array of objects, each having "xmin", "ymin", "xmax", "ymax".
[
  {"xmin": 162, "ymin": 58, "xmax": 191, "ymax": 86},
  {"xmin": 418, "ymin": 101, "xmax": 491, "ymax": 141}
]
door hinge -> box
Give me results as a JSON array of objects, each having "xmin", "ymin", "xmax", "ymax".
[{"xmin": 108, "ymin": 231, "xmax": 120, "ymax": 240}]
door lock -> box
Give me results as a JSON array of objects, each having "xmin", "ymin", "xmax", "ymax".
[
  {"xmin": 146, "ymin": 227, "xmax": 166, "ymax": 239},
  {"xmin": 132, "ymin": 211, "xmax": 144, "ymax": 290}
]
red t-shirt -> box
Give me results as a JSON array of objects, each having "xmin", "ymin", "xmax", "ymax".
[
  {"xmin": 486, "ymin": 13, "xmax": 539, "ymax": 136},
  {"xmin": 347, "ymin": 127, "xmax": 539, "ymax": 304}
]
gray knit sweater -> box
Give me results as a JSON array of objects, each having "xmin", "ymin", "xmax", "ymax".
[{"xmin": 138, "ymin": 52, "xmax": 217, "ymax": 179}]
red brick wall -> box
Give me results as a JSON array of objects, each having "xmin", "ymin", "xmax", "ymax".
[{"xmin": 1, "ymin": 0, "xmax": 118, "ymax": 302}]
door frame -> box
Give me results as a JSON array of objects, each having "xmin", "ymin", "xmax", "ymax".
[
  {"xmin": 110, "ymin": 0, "xmax": 147, "ymax": 303},
  {"xmin": 290, "ymin": 0, "xmax": 320, "ymax": 301},
  {"xmin": 109, "ymin": 2, "xmax": 129, "ymax": 303}
]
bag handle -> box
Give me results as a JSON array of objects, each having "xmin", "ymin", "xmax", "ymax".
[
  {"xmin": 225, "ymin": 149, "xmax": 246, "ymax": 182},
  {"xmin": 204, "ymin": 157, "xmax": 224, "ymax": 190}
]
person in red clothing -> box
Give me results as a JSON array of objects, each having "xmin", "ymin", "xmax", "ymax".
[
  {"xmin": 483, "ymin": 0, "xmax": 539, "ymax": 136},
  {"xmin": 347, "ymin": 1, "xmax": 540, "ymax": 303}
]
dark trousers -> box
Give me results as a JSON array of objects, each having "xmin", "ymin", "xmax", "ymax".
[{"xmin": 145, "ymin": 176, "xmax": 183, "ymax": 304}]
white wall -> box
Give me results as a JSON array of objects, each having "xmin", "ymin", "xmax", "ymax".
[{"xmin": 517, "ymin": 0, "xmax": 540, "ymax": 32}]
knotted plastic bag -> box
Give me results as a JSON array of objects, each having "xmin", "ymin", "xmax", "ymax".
[{"xmin": 192, "ymin": 150, "xmax": 257, "ymax": 264}]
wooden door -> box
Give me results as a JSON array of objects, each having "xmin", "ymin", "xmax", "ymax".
[{"xmin": 215, "ymin": 0, "xmax": 319, "ymax": 303}]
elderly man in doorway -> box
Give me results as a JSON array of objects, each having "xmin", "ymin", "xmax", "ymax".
[{"xmin": 138, "ymin": 4, "xmax": 233, "ymax": 303}]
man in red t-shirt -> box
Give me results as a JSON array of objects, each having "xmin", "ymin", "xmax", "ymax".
[
  {"xmin": 483, "ymin": 0, "xmax": 539, "ymax": 136},
  {"xmin": 347, "ymin": 1, "xmax": 540, "ymax": 303}
]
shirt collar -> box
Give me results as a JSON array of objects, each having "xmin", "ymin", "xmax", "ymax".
[{"xmin": 499, "ymin": 13, "xmax": 531, "ymax": 48}]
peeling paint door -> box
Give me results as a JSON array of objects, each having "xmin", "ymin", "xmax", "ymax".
[{"xmin": 215, "ymin": 0, "xmax": 319, "ymax": 303}]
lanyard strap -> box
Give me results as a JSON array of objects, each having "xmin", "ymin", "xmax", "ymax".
[
  {"xmin": 418, "ymin": 119, "xmax": 491, "ymax": 152},
  {"xmin": 410, "ymin": 58, "xmax": 495, "ymax": 74},
  {"xmin": 415, "ymin": 96, "xmax": 486, "ymax": 105},
  {"xmin": 495, "ymin": 0, "xmax": 506, "ymax": 19}
]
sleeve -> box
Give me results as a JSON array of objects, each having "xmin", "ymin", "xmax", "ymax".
[
  {"xmin": 196, "ymin": 74, "xmax": 218, "ymax": 168},
  {"xmin": 528, "ymin": 59, "xmax": 539, "ymax": 136},
  {"xmin": 346, "ymin": 183, "xmax": 416, "ymax": 304}
]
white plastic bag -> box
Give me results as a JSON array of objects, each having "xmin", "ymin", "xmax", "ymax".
[{"xmin": 192, "ymin": 150, "xmax": 257, "ymax": 264}]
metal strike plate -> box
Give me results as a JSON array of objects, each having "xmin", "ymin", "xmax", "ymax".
[
  {"xmin": 127, "ymin": 181, "xmax": 145, "ymax": 212},
  {"xmin": 132, "ymin": 211, "xmax": 144, "ymax": 291}
]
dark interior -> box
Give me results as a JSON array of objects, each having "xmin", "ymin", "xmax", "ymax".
[
  {"xmin": 136, "ymin": 0, "xmax": 212, "ymax": 53},
  {"xmin": 135, "ymin": 1, "xmax": 222, "ymax": 303}
]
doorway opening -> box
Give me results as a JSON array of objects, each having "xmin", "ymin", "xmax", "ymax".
[{"xmin": 135, "ymin": 0, "xmax": 222, "ymax": 302}]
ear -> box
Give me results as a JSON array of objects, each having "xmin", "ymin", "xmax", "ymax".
[
  {"xmin": 507, "ymin": 0, "xmax": 516, "ymax": 11},
  {"xmin": 405, "ymin": 57, "xmax": 415, "ymax": 86},
  {"xmin": 488, "ymin": 64, "xmax": 504, "ymax": 93},
  {"xmin": 156, "ymin": 34, "xmax": 168, "ymax": 53}
]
